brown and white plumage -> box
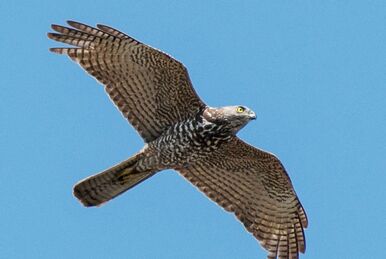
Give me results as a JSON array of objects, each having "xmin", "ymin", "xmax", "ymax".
[
  {"xmin": 49, "ymin": 21, "xmax": 204, "ymax": 142},
  {"xmin": 179, "ymin": 137, "xmax": 307, "ymax": 258},
  {"xmin": 48, "ymin": 21, "xmax": 308, "ymax": 259}
]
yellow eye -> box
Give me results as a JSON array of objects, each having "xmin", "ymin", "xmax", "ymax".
[{"xmin": 236, "ymin": 106, "xmax": 245, "ymax": 113}]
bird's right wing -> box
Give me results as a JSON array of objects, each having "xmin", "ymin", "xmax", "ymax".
[
  {"xmin": 48, "ymin": 21, "xmax": 205, "ymax": 142},
  {"xmin": 177, "ymin": 137, "xmax": 307, "ymax": 259}
]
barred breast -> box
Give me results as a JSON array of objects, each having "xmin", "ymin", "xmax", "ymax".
[{"xmin": 145, "ymin": 116, "xmax": 232, "ymax": 168}]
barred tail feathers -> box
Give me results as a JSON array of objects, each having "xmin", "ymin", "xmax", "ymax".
[{"xmin": 73, "ymin": 154, "xmax": 157, "ymax": 207}]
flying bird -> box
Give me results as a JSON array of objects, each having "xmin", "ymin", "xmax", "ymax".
[{"xmin": 48, "ymin": 21, "xmax": 308, "ymax": 259}]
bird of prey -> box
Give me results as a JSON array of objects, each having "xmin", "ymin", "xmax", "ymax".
[{"xmin": 48, "ymin": 21, "xmax": 308, "ymax": 259}]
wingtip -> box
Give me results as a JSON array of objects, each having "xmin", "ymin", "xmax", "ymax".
[
  {"xmin": 49, "ymin": 47, "xmax": 62, "ymax": 54},
  {"xmin": 51, "ymin": 24, "xmax": 65, "ymax": 33},
  {"xmin": 96, "ymin": 23, "xmax": 106, "ymax": 29},
  {"xmin": 67, "ymin": 20, "xmax": 88, "ymax": 29},
  {"xmin": 47, "ymin": 32, "xmax": 56, "ymax": 40},
  {"xmin": 66, "ymin": 20, "xmax": 77, "ymax": 26},
  {"xmin": 51, "ymin": 24, "xmax": 59, "ymax": 30}
]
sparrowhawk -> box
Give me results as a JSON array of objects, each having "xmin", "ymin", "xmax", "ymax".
[{"xmin": 48, "ymin": 21, "xmax": 308, "ymax": 259}]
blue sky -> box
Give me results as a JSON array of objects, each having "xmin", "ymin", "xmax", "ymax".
[{"xmin": 1, "ymin": 1, "xmax": 385, "ymax": 258}]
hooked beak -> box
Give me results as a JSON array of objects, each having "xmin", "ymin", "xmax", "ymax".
[{"xmin": 249, "ymin": 111, "xmax": 257, "ymax": 120}]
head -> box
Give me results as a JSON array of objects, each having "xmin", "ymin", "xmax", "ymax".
[{"xmin": 203, "ymin": 105, "xmax": 256, "ymax": 134}]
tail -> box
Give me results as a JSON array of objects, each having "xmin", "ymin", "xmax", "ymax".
[{"xmin": 73, "ymin": 153, "xmax": 157, "ymax": 207}]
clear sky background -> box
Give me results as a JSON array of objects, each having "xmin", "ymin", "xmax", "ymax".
[{"xmin": 1, "ymin": 1, "xmax": 385, "ymax": 259}]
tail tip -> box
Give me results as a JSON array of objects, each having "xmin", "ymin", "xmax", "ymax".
[{"xmin": 73, "ymin": 184, "xmax": 100, "ymax": 207}]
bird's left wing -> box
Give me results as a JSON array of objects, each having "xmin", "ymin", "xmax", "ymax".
[{"xmin": 177, "ymin": 137, "xmax": 308, "ymax": 259}]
